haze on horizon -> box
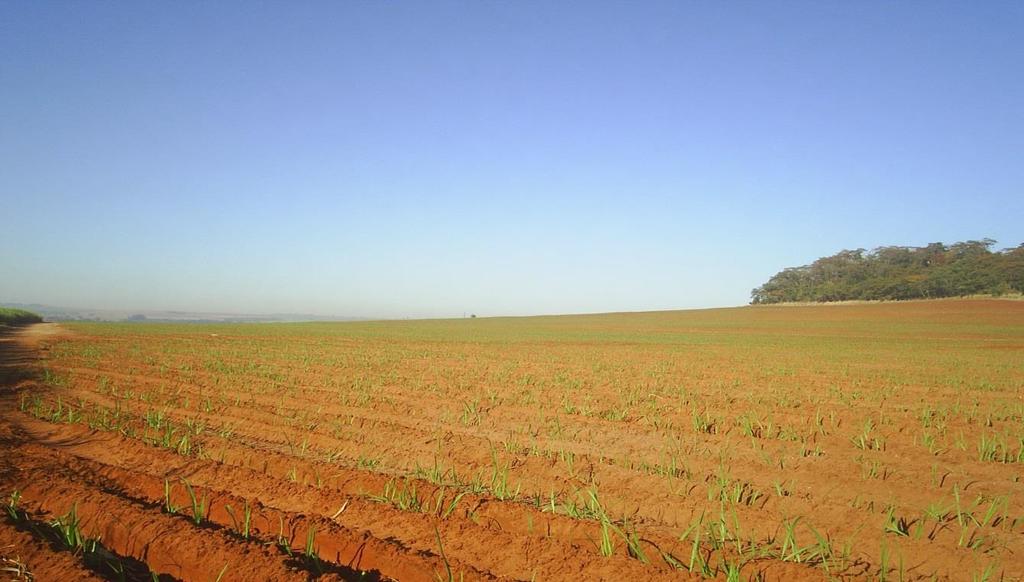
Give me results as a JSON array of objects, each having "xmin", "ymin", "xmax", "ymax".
[{"xmin": 2, "ymin": 2, "xmax": 1022, "ymax": 319}]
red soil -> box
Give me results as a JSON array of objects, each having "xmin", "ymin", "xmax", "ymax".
[{"xmin": 1, "ymin": 300, "xmax": 1022, "ymax": 580}]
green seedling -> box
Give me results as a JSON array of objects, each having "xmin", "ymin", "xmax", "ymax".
[
  {"xmin": 182, "ymin": 479, "xmax": 208, "ymax": 525},
  {"xmin": 51, "ymin": 504, "xmax": 99, "ymax": 555},
  {"xmin": 163, "ymin": 479, "xmax": 177, "ymax": 514},
  {"xmin": 4, "ymin": 491, "xmax": 21, "ymax": 522},
  {"xmin": 225, "ymin": 501, "xmax": 252, "ymax": 539}
]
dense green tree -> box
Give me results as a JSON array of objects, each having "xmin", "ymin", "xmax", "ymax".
[{"xmin": 751, "ymin": 240, "xmax": 1024, "ymax": 304}]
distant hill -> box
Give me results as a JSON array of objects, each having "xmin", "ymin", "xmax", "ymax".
[
  {"xmin": 752, "ymin": 239, "xmax": 1024, "ymax": 304},
  {"xmin": 0, "ymin": 303, "xmax": 367, "ymax": 323}
]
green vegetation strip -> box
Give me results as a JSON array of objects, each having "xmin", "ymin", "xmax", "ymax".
[{"xmin": 0, "ymin": 308, "xmax": 43, "ymax": 326}]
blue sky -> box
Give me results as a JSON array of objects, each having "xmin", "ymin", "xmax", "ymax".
[{"xmin": 2, "ymin": 2, "xmax": 1022, "ymax": 318}]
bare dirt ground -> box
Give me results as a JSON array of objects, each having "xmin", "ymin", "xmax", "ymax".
[
  {"xmin": 1, "ymin": 301, "xmax": 1022, "ymax": 581},
  {"xmin": 1, "ymin": 324, "xmax": 704, "ymax": 581}
]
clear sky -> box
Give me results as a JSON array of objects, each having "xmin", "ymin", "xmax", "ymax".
[{"xmin": 2, "ymin": 2, "xmax": 1022, "ymax": 318}]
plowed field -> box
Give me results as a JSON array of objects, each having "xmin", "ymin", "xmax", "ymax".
[{"xmin": 2, "ymin": 299, "xmax": 1023, "ymax": 581}]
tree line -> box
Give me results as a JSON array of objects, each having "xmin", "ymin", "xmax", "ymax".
[
  {"xmin": 751, "ymin": 239, "xmax": 1024, "ymax": 304},
  {"xmin": 0, "ymin": 308, "xmax": 44, "ymax": 326}
]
